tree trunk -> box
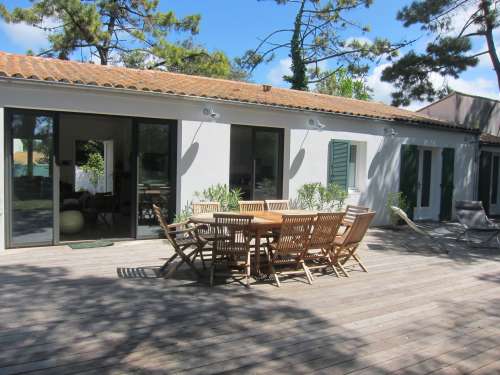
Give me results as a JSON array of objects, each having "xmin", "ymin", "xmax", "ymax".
[{"xmin": 481, "ymin": 0, "xmax": 500, "ymax": 90}]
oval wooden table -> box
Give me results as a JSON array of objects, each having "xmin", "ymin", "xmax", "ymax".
[{"xmin": 190, "ymin": 210, "xmax": 314, "ymax": 276}]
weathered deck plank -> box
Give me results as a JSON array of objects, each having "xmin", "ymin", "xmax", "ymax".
[{"xmin": 1, "ymin": 228, "xmax": 499, "ymax": 374}]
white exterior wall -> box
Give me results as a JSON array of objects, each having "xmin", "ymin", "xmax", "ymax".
[
  {"xmin": 0, "ymin": 81, "xmax": 477, "ymax": 241},
  {"xmin": 179, "ymin": 120, "xmax": 231, "ymax": 211}
]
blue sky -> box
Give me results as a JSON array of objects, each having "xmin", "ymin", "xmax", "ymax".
[{"xmin": 0, "ymin": 0, "xmax": 499, "ymax": 109}]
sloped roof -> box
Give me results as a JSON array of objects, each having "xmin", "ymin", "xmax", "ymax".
[
  {"xmin": 0, "ymin": 51, "xmax": 474, "ymax": 132},
  {"xmin": 480, "ymin": 133, "xmax": 500, "ymax": 146}
]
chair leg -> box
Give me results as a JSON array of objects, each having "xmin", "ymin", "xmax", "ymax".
[
  {"xmin": 302, "ymin": 262, "xmax": 313, "ymax": 285},
  {"xmin": 273, "ymin": 272, "xmax": 281, "ymax": 287},
  {"xmin": 246, "ymin": 252, "xmax": 251, "ymax": 287},
  {"xmin": 353, "ymin": 254, "xmax": 368, "ymax": 272},
  {"xmin": 160, "ymin": 253, "xmax": 178, "ymax": 274},
  {"xmin": 336, "ymin": 262, "xmax": 349, "ymax": 277}
]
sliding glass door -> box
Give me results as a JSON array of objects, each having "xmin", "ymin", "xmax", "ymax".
[
  {"xmin": 230, "ymin": 125, "xmax": 283, "ymax": 200},
  {"xmin": 136, "ymin": 120, "xmax": 177, "ymax": 238},
  {"xmin": 5, "ymin": 110, "xmax": 57, "ymax": 247}
]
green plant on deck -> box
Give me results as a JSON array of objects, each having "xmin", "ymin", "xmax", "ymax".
[
  {"xmin": 294, "ymin": 182, "xmax": 347, "ymax": 212},
  {"xmin": 195, "ymin": 184, "xmax": 242, "ymax": 211},
  {"xmin": 386, "ymin": 192, "xmax": 409, "ymax": 225},
  {"xmin": 173, "ymin": 201, "xmax": 193, "ymax": 224}
]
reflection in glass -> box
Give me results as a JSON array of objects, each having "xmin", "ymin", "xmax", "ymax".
[
  {"xmin": 230, "ymin": 125, "xmax": 283, "ymax": 200},
  {"xmin": 10, "ymin": 113, "xmax": 54, "ymax": 246},
  {"xmin": 137, "ymin": 123, "xmax": 172, "ymax": 237},
  {"xmin": 254, "ymin": 130, "xmax": 280, "ymax": 199},
  {"xmin": 229, "ymin": 126, "xmax": 253, "ymax": 199}
]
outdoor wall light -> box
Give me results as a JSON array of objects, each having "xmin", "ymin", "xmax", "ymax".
[
  {"xmin": 308, "ymin": 118, "xmax": 326, "ymax": 130},
  {"xmin": 202, "ymin": 106, "xmax": 220, "ymax": 121},
  {"xmin": 383, "ymin": 127, "xmax": 398, "ymax": 138}
]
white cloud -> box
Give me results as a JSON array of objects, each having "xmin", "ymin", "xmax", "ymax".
[
  {"xmin": 266, "ymin": 57, "xmax": 329, "ymax": 87},
  {"xmin": 267, "ymin": 57, "xmax": 292, "ymax": 86},
  {"xmin": 366, "ymin": 62, "xmax": 500, "ymax": 110},
  {"xmin": 0, "ymin": 21, "xmax": 51, "ymax": 50}
]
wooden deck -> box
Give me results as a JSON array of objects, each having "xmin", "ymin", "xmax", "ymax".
[{"xmin": 1, "ymin": 227, "xmax": 500, "ymax": 374}]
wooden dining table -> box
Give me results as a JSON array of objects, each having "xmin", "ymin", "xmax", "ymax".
[{"xmin": 189, "ymin": 210, "xmax": 315, "ymax": 275}]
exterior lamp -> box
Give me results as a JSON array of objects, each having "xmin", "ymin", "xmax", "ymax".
[{"xmin": 202, "ymin": 106, "xmax": 220, "ymax": 121}]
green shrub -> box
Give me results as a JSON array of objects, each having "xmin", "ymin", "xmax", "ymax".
[
  {"xmin": 194, "ymin": 183, "xmax": 242, "ymax": 211},
  {"xmin": 294, "ymin": 182, "xmax": 347, "ymax": 211},
  {"xmin": 386, "ymin": 192, "xmax": 409, "ymax": 225}
]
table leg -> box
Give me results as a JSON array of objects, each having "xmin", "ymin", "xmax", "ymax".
[{"xmin": 254, "ymin": 230, "xmax": 262, "ymax": 276}]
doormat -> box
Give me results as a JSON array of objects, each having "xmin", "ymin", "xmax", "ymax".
[{"xmin": 68, "ymin": 240, "xmax": 114, "ymax": 249}]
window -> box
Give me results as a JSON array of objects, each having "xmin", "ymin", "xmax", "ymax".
[
  {"xmin": 348, "ymin": 144, "xmax": 357, "ymax": 189},
  {"xmin": 329, "ymin": 140, "xmax": 363, "ymax": 191}
]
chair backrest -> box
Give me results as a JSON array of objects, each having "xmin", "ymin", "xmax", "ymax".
[
  {"xmin": 265, "ymin": 199, "xmax": 290, "ymax": 211},
  {"xmin": 153, "ymin": 204, "xmax": 169, "ymax": 236},
  {"xmin": 273, "ymin": 214, "xmax": 316, "ymax": 255},
  {"xmin": 213, "ymin": 214, "xmax": 253, "ymax": 254},
  {"xmin": 341, "ymin": 212, "xmax": 375, "ymax": 247},
  {"xmin": 455, "ymin": 200, "xmax": 492, "ymax": 229},
  {"xmin": 390, "ymin": 206, "xmax": 428, "ymax": 236},
  {"xmin": 239, "ymin": 200, "xmax": 265, "ymax": 212},
  {"xmin": 192, "ymin": 201, "xmax": 221, "ymax": 215},
  {"xmin": 310, "ymin": 212, "xmax": 345, "ymax": 248},
  {"xmin": 343, "ymin": 205, "xmax": 370, "ymax": 226},
  {"xmin": 153, "ymin": 203, "xmax": 196, "ymax": 244}
]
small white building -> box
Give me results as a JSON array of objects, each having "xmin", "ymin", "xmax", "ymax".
[{"xmin": 0, "ymin": 52, "xmax": 478, "ymax": 249}]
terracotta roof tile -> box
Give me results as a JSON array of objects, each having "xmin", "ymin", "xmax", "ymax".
[
  {"xmin": 0, "ymin": 51, "xmax": 475, "ymax": 132},
  {"xmin": 480, "ymin": 133, "xmax": 500, "ymax": 145}
]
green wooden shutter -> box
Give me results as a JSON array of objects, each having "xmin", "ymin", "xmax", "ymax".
[
  {"xmin": 328, "ymin": 140, "xmax": 350, "ymax": 191},
  {"xmin": 440, "ymin": 148, "xmax": 455, "ymax": 221},
  {"xmin": 478, "ymin": 151, "xmax": 493, "ymax": 214},
  {"xmin": 400, "ymin": 144, "xmax": 419, "ymax": 219}
]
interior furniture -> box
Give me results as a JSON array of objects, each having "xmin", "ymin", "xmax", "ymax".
[
  {"xmin": 210, "ymin": 213, "xmax": 253, "ymax": 287},
  {"xmin": 60, "ymin": 210, "xmax": 85, "ymax": 234}
]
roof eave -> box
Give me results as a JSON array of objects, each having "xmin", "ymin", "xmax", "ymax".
[{"xmin": 0, "ymin": 76, "xmax": 477, "ymax": 134}]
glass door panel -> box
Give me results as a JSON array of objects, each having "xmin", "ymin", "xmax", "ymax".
[
  {"xmin": 230, "ymin": 125, "xmax": 283, "ymax": 200},
  {"xmin": 7, "ymin": 111, "xmax": 55, "ymax": 247},
  {"xmin": 254, "ymin": 130, "xmax": 281, "ymax": 199},
  {"xmin": 229, "ymin": 126, "xmax": 253, "ymax": 199},
  {"xmin": 136, "ymin": 121, "xmax": 176, "ymax": 238}
]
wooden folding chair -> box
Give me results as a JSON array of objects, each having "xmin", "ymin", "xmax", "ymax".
[
  {"xmin": 266, "ymin": 214, "xmax": 316, "ymax": 287},
  {"xmin": 191, "ymin": 202, "xmax": 221, "ymax": 261},
  {"xmin": 340, "ymin": 205, "xmax": 370, "ymax": 234},
  {"xmin": 304, "ymin": 212, "xmax": 345, "ymax": 278},
  {"xmin": 153, "ymin": 204, "xmax": 205, "ymax": 278},
  {"xmin": 192, "ymin": 202, "xmax": 221, "ymax": 214},
  {"xmin": 264, "ymin": 199, "xmax": 290, "ymax": 211},
  {"xmin": 239, "ymin": 200, "xmax": 265, "ymax": 212},
  {"xmin": 210, "ymin": 214, "xmax": 253, "ymax": 287},
  {"xmin": 331, "ymin": 212, "xmax": 375, "ymax": 277}
]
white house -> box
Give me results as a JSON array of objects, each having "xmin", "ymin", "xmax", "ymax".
[{"xmin": 0, "ymin": 51, "xmax": 478, "ymax": 249}]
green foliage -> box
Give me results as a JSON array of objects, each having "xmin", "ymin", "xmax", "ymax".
[
  {"xmin": 382, "ymin": 0, "xmax": 499, "ymax": 106},
  {"xmin": 386, "ymin": 192, "xmax": 409, "ymax": 225},
  {"xmin": 173, "ymin": 201, "xmax": 193, "ymax": 224},
  {"xmin": 315, "ymin": 67, "xmax": 372, "ymax": 100},
  {"xmin": 240, "ymin": 0, "xmax": 400, "ymax": 90},
  {"xmin": 0, "ymin": 0, "xmax": 244, "ymax": 80},
  {"xmin": 81, "ymin": 152, "xmax": 104, "ymax": 188},
  {"xmin": 195, "ymin": 184, "xmax": 242, "ymax": 212},
  {"xmin": 294, "ymin": 182, "xmax": 348, "ymax": 211}
]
